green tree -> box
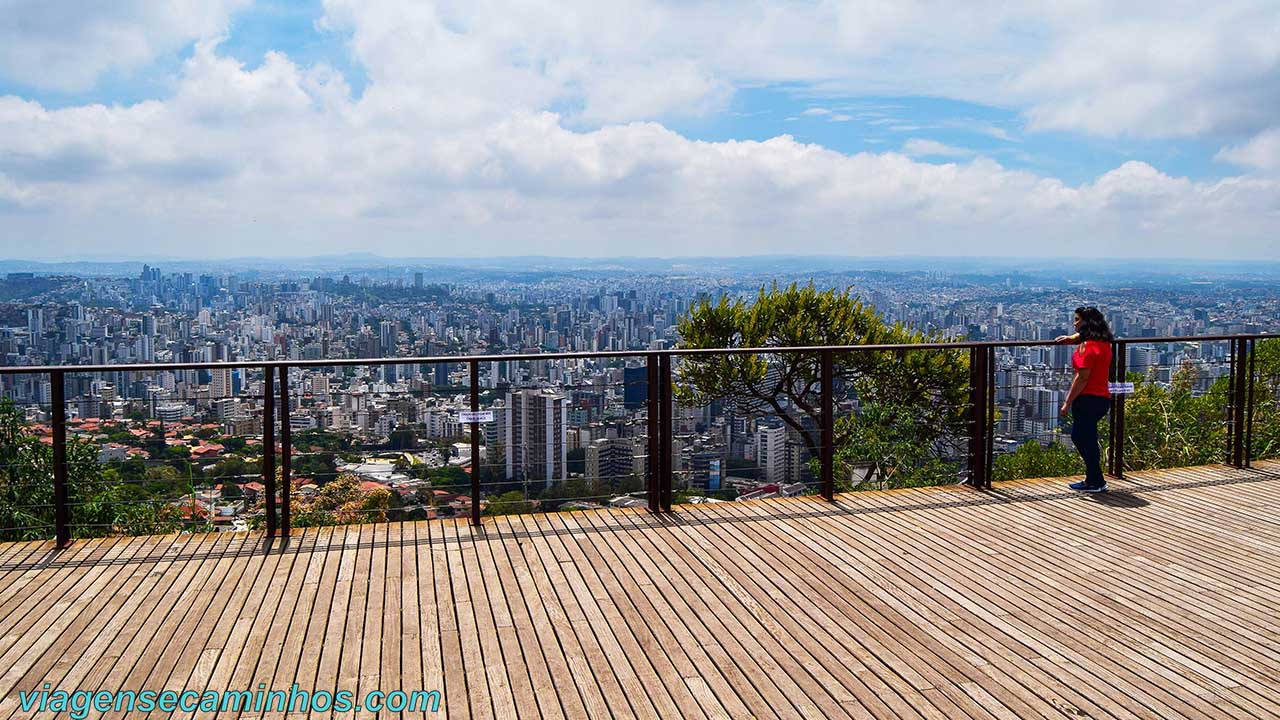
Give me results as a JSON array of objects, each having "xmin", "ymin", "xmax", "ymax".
[
  {"xmin": 676, "ymin": 283, "xmax": 968, "ymax": 488},
  {"xmin": 0, "ymin": 399, "xmax": 174, "ymax": 540},
  {"xmin": 831, "ymin": 401, "xmax": 963, "ymax": 489},
  {"xmin": 1122, "ymin": 363, "xmax": 1227, "ymax": 471},
  {"xmin": 485, "ymin": 490, "xmax": 535, "ymax": 516},
  {"xmin": 993, "ymin": 440, "xmax": 1084, "ymax": 482},
  {"xmin": 388, "ymin": 428, "xmax": 417, "ymax": 450}
]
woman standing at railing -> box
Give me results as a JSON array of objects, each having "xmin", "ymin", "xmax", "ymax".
[{"xmin": 1056, "ymin": 307, "xmax": 1114, "ymax": 493}]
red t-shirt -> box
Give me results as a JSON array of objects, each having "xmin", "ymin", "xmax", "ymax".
[{"xmin": 1072, "ymin": 340, "xmax": 1113, "ymax": 397}]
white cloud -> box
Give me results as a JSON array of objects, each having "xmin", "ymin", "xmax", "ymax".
[
  {"xmin": 1, "ymin": 2, "xmax": 1278, "ymax": 259},
  {"xmin": 902, "ymin": 139, "xmax": 974, "ymax": 158},
  {"xmin": 6, "ymin": 1, "xmax": 1277, "ymax": 142},
  {"xmin": 1011, "ymin": 4, "xmax": 1280, "ymax": 138},
  {"xmin": 0, "ymin": 0, "xmax": 249, "ymax": 91},
  {"xmin": 1216, "ymin": 127, "xmax": 1280, "ymax": 172},
  {"xmin": 1, "ymin": 42, "xmax": 1276, "ymax": 260}
]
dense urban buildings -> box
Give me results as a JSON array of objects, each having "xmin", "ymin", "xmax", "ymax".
[{"xmin": 2, "ymin": 256, "xmax": 1277, "ymax": 527}]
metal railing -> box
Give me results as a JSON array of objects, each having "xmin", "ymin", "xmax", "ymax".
[{"xmin": 1, "ymin": 331, "xmax": 1273, "ymax": 547}]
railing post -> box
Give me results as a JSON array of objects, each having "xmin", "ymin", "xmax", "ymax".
[
  {"xmin": 820, "ymin": 349, "xmax": 834, "ymax": 501},
  {"xmin": 1106, "ymin": 344, "xmax": 1116, "ymax": 476},
  {"xmin": 277, "ymin": 365, "xmax": 291, "ymax": 537},
  {"xmin": 1246, "ymin": 338, "xmax": 1256, "ymax": 468},
  {"xmin": 659, "ymin": 353, "xmax": 673, "ymax": 512},
  {"xmin": 50, "ymin": 370, "xmax": 71, "ymax": 548},
  {"xmin": 966, "ymin": 347, "xmax": 988, "ymax": 489},
  {"xmin": 1110, "ymin": 341, "xmax": 1126, "ymax": 479},
  {"xmin": 1224, "ymin": 338, "xmax": 1235, "ymax": 465},
  {"xmin": 985, "ymin": 346, "xmax": 995, "ymax": 489},
  {"xmin": 263, "ymin": 366, "xmax": 277, "ymax": 538},
  {"xmin": 646, "ymin": 354, "xmax": 660, "ymax": 513},
  {"xmin": 469, "ymin": 359, "xmax": 481, "ymax": 527},
  {"xmin": 1231, "ymin": 339, "xmax": 1249, "ymax": 468}
]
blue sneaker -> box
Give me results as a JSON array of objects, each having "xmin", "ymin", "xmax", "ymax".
[
  {"xmin": 1081, "ymin": 482, "xmax": 1108, "ymax": 494},
  {"xmin": 1068, "ymin": 481, "xmax": 1088, "ymax": 491}
]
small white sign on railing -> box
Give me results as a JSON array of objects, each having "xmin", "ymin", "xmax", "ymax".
[
  {"xmin": 458, "ymin": 410, "xmax": 494, "ymax": 423},
  {"xmin": 1108, "ymin": 382, "xmax": 1136, "ymax": 395}
]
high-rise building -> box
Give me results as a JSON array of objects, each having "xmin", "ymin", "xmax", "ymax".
[
  {"xmin": 585, "ymin": 437, "xmax": 641, "ymax": 486},
  {"xmin": 623, "ymin": 365, "xmax": 648, "ymax": 409},
  {"xmin": 27, "ymin": 308, "xmax": 44, "ymax": 338},
  {"xmin": 756, "ymin": 424, "xmax": 788, "ymax": 484},
  {"xmin": 504, "ymin": 389, "xmax": 567, "ymax": 487},
  {"xmin": 379, "ymin": 321, "xmax": 397, "ymax": 355},
  {"xmin": 209, "ymin": 368, "xmax": 233, "ymax": 399},
  {"xmin": 312, "ymin": 375, "xmax": 330, "ymax": 401}
]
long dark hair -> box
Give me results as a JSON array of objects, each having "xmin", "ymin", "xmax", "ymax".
[{"xmin": 1074, "ymin": 306, "xmax": 1114, "ymax": 342}]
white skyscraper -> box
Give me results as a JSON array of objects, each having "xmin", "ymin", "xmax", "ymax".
[
  {"xmin": 503, "ymin": 389, "xmax": 568, "ymax": 487},
  {"xmin": 756, "ymin": 424, "xmax": 788, "ymax": 485}
]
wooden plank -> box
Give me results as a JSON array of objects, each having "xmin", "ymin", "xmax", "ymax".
[
  {"xmin": 466, "ymin": 517, "xmax": 543, "ymax": 720},
  {"xmin": 548, "ymin": 508, "xmax": 707, "ymax": 720},
  {"xmin": 712, "ymin": 496, "xmax": 1102, "ymax": 720},
  {"xmin": 525, "ymin": 510, "xmax": 666, "ymax": 719},
  {"xmin": 355, "ymin": 522, "xmax": 390, "ymax": 720},
  {"xmin": 257, "ymin": 527, "xmax": 335, "ymax": 720},
  {"xmin": 609, "ymin": 507, "xmax": 841, "ymax": 719},
  {"xmin": 677, "ymin": 499, "xmax": 995, "ymax": 720},
  {"xmin": 482, "ymin": 515, "xmax": 587, "ymax": 720},
  {"xmin": 0, "ymin": 463, "xmax": 1275, "ymax": 720},
  {"xmin": 235, "ymin": 532, "xmax": 316, "ymax": 720},
  {"xmin": 306, "ymin": 525, "xmax": 359, "ymax": 720},
  {"xmin": 920, "ymin": 481, "xmax": 1280, "ymax": 714},
  {"xmin": 507, "ymin": 513, "xmax": 615, "ymax": 720},
  {"xmin": 335, "ymin": 521, "xmax": 374, "ymax": 718},
  {"xmin": 80, "ymin": 532, "xmax": 222, "ymax": 720},
  {"xmin": 380, "ymin": 522, "xmax": 406, "ymax": 720},
  {"xmin": 0, "ymin": 533, "xmax": 180, "ymax": 720},
  {"xmin": 0, "ymin": 535, "xmax": 139, "ymax": 715},
  {"xmin": 412, "ymin": 519, "xmax": 448, "ymax": 718},
  {"xmin": 189, "ymin": 533, "xmax": 288, "ymax": 720},
  {"xmin": 458, "ymin": 519, "xmax": 524, "ymax": 720},
  {"xmin": 129, "ymin": 532, "xmax": 245, "ymax": 720},
  {"xmin": 431, "ymin": 518, "xmax": 471, "ymax": 720},
  {"xmin": 817, "ymin": 486, "xmax": 1254, "ymax": 720}
]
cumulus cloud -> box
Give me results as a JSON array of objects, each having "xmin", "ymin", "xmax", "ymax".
[
  {"xmin": 1, "ymin": 41, "xmax": 1276, "ymax": 259},
  {"xmin": 1012, "ymin": 3, "xmax": 1280, "ymax": 138},
  {"xmin": 0, "ymin": 0, "xmax": 249, "ymax": 91},
  {"xmin": 1216, "ymin": 127, "xmax": 1280, "ymax": 172},
  {"xmin": 1, "ymin": 1, "xmax": 1278, "ymax": 259},
  {"xmin": 315, "ymin": 0, "xmax": 1277, "ymax": 139},
  {"xmin": 5, "ymin": 0, "xmax": 1277, "ymax": 140}
]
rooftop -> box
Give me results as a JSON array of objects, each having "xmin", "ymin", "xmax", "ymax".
[{"xmin": 1, "ymin": 461, "xmax": 1278, "ymax": 719}]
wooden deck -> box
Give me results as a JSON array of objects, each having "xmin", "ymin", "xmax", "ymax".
[{"xmin": 1, "ymin": 461, "xmax": 1279, "ymax": 719}]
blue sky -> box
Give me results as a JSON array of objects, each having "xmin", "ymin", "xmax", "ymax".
[{"xmin": 0, "ymin": 1, "xmax": 1276, "ymax": 259}]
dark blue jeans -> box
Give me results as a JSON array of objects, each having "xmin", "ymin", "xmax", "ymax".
[{"xmin": 1070, "ymin": 394, "xmax": 1112, "ymax": 487}]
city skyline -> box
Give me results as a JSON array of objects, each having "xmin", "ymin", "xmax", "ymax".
[{"xmin": 2, "ymin": 2, "xmax": 1278, "ymax": 259}]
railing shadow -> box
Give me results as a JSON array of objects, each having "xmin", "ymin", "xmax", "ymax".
[{"xmin": 1, "ymin": 463, "xmax": 1273, "ymax": 572}]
